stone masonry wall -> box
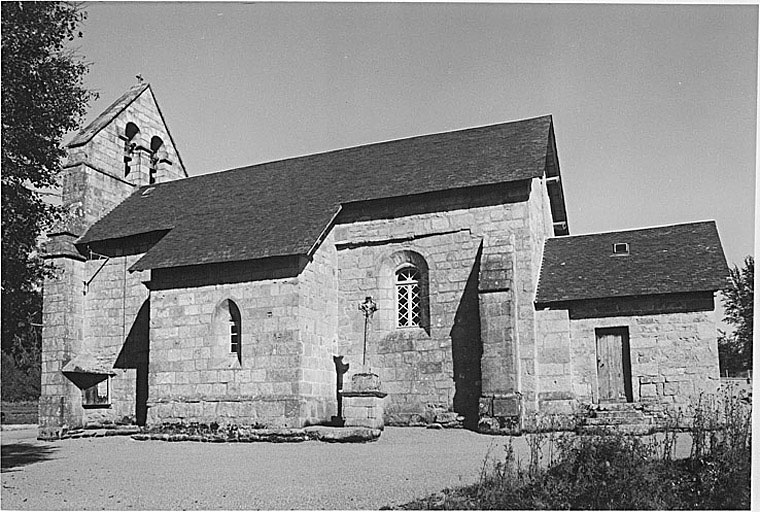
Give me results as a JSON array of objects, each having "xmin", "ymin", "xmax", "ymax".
[
  {"xmin": 534, "ymin": 308, "xmax": 574, "ymax": 415},
  {"xmin": 80, "ymin": 253, "xmax": 151, "ymax": 426},
  {"xmin": 66, "ymin": 87, "xmax": 185, "ymax": 188},
  {"xmin": 331, "ymin": 180, "xmax": 552, "ymax": 425},
  {"xmin": 41, "ymin": 86, "xmax": 187, "ymax": 435},
  {"xmin": 40, "ymin": 256, "xmax": 86, "ymax": 431},
  {"xmin": 568, "ymin": 298, "xmax": 720, "ymax": 406},
  {"xmin": 62, "ymin": 87, "xmax": 186, "ymax": 236},
  {"xmin": 147, "ymin": 263, "xmax": 310, "ymax": 428},
  {"xmin": 296, "ymin": 230, "xmax": 340, "ymax": 422},
  {"xmin": 521, "ymin": 176, "xmax": 557, "ymax": 416}
]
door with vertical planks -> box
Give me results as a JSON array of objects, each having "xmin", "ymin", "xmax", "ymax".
[{"xmin": 595, "ymin": 327, "xmax": 633, "ymax": 403}]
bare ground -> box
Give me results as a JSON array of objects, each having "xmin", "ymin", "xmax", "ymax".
[{"xmin": 0, "ymin": 426, "xmax": 694, "ymax": 510}]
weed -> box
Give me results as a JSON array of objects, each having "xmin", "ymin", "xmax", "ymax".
[{"xmin": 395, "ymin": 393, "xmax": 751, "ymax": 510}]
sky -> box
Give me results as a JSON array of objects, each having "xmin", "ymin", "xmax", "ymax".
[{"xmin": 71, "ymin": 2, "xmax": 757, "ymax": 267}]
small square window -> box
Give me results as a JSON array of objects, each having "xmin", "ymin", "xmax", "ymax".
[{"xmin": 612, "ymin": 243, "xmax": 629, "ymax": 256}]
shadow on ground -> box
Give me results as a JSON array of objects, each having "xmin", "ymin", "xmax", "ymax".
[{"xmin": 1, "ymin": 443, "xmax": 57, "ymax": 472}]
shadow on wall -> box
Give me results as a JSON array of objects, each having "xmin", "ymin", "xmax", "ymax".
[
  {"xmin": 1, "ymin": 443, "xmax": 58, "ymax": 472},
  {"xmin": 450, "ymin": 242, "xmax": 483, "ymax": 429},
  {"xmin": 114, "ymin": 299, "xmax": 150, "ymax": 426}
]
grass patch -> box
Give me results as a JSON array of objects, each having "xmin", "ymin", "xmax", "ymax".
[{"xmin": 394, "ymin": 395, "xmax": 751, "ymax": 510}]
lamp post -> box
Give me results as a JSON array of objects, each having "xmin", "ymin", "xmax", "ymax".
[{"xmin": 358, "ymin": 296, "xmax": 377, "ymax": 367}]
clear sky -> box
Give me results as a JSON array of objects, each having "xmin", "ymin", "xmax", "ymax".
[{"xmin": 73, "ymin": 2, "xmax": 757, "ymax": 267}]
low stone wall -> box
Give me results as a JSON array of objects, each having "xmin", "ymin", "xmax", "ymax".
[
  {"xmin": 146, "ymin": 396, "xmax": 331, "ymax": 429},
  {"xmin": 1, "ymin": 401, "xmax": 38, "ymax": 424},
  {"xmin": 132, "ymin": 424, "xmax": 381, "ymax": 443}
]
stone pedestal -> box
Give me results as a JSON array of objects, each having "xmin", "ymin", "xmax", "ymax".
[{"xmin": 341, "ymin": 373, "xmax": 387, "ymax": 430}]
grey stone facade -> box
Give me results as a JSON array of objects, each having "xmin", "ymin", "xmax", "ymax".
[{"xmin": 39, "ymin": 85, "xmax": 728, "ymax": 438}]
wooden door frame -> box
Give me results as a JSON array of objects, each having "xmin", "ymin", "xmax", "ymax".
[{"xmin": 594, "ymin": 326, "xmax": 633, "ymax": 404}]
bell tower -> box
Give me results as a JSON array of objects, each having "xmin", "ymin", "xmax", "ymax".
[{"xmin": 39, "ymin": 81, "xmax": 187, "ymax": 437}]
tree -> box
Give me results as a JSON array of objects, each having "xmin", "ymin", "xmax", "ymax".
[
  {"xmin": 1, "ymin": 2, "xmax": 96, "ymax": 399},
  {"xmin": 718, "ymin": 256, "xmax": 753, "ymax": 375}
]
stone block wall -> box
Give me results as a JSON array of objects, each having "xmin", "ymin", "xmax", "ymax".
[
  {"xmin": 61, "ymin": 86, "xmax": 186, "ymax": 237},
  {"xmin": 147, "ymin": 259, "xmax": 325, "ymax": 428},
  {"xmin": 330, "ymin": 180, "xmax": 554, "ymax": 425},
  {"xmin": 40, "ymin": 254, "xmax": 86, "ymax": 432},
  {"xmin": 80, "ymin": 253, "xmax": 151, "ymax": 425},
  {"xmin": 59, "ymin": 163, "xmax": 136, "ymax": 235},
  {"xmin": 521, "ymin": 177, "xmax": 557, "ymax": 415},
  {"xmin": 567, "ymin": 294, "xmax": 720, "ymax": 406},
  {"xmin": 65, "ymin": 86, "xmax": 185, "ymax": 189},
  {"xmin": 41, "ymin": 84, "xmax": 187, "ymax": 434},
  {"xmin": 534, "ymin": 308, "xmax": 574, "ymax": 415},
  {"xmin": 296, "ymin": 230, "xmax": 340, "ymax": 421},
  {"xmin": 334, "ymin": 229, "xmax": 482, "ymax": 423}
]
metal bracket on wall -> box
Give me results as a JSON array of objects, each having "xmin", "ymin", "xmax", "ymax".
[{"xmin": 83, "ymin": 249, "xmax": 110, "ymax": 295}]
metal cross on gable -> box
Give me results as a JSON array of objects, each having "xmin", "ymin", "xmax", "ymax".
[{"xmin": 359, "ymin": 296, "xmax": 377, "ymax": 367}]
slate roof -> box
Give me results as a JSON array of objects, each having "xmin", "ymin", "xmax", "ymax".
[
  {"xmin": 535, "ymin": 221, "xmax": 729, "ymax": 304},
  {"xmin": 77, "ymin": 115, "xmax": 559, "ymax": 271},
  {"xmin": 68, "ymin": 82, "xmax": 150, "ymax": 148}
]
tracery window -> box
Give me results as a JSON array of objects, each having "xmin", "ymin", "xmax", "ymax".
[{"xmin": 396, "ymin": 265, "xmax": 422, "ymax": 328}]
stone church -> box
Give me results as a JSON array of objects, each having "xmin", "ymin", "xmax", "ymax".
[{"xmin": 39, "ymin": 82, "xmax": 729, "ymax": 436}]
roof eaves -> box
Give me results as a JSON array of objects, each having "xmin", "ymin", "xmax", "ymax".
[{"xmin": 535, "ymin": 287, "xmax": 721, "ymax": 307}]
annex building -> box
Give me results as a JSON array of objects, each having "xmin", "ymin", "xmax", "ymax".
[{"xmin": 39, "ymin": 83, "xmax": 729, "ymax": 436}]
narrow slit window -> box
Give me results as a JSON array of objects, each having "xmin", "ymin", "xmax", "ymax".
[
  {"xmin": 225, "ymin": 300, "xmax": 242, "ymax": 364},
  {"xmin": 123, "ymin": 122, "xmax": 140, "ymax": 177},
  {"xmin": 230, "ymin": 318, "xmax": 240, "ymax": 356},
  {"xmin": 149, "ymin": 136, "xmax": 164, "ymax": 185}
]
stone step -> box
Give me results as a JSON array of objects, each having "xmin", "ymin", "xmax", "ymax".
[
  {"xmin": 580, "ymin": 423, "xmax": 655, "ymax": 435},
  {"xmin": 593, "ymin": 410, "xmax": 647, "ymax": 419},
  {"xmin": 585, "ymin": 416, "xmax": 654, "ymax": 426}
]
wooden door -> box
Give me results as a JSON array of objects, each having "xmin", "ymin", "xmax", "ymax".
[{"xmin": 595, "ymin": 328, "xmax": 633, "ymax": 403}]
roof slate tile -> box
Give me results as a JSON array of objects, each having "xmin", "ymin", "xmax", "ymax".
[
  {"xmin": 535, "ymin": 221, "xmax": 729, "ymax": 303},
  {"xmin": 77, "ymin": 115, "xmax": 556, "ymax": 270}
]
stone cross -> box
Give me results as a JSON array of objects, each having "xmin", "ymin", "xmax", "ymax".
[{"xmin": 358, "ymin": 296, "xmax": 377, "ymax": 366}]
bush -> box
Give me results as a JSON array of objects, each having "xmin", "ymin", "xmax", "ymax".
[{"xmin": 396, "ymin": 395, "xmax": 752, "ymax": 510}]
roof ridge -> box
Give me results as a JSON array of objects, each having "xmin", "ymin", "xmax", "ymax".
[{"xmin": 131, "ymin": 114, "xmax": 555, "ymax": 187}]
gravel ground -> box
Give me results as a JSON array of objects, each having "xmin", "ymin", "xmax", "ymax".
[
  {"xmin": 1, "ymin": 426, "xmax": 513, "ymax": 510},
  {"xmin": 1, "ymin": 426, "xmax": 695, "ymax": 510}
]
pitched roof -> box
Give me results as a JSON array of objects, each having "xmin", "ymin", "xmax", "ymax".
[
  {"xmin": 535, "ymin": 221, "xmax": 729, "ymax": 304},
  {"xmin": 77, "ymin": 115, "xmax": 558, "ymax": 271},
  {"xmin": 68, "ymin": 82, "xmax": 150, "ymax": 148}
]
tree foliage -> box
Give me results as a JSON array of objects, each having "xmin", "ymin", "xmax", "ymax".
[
  {"xmin": 1, "ymin": 1, "xmax": 96, "ymax": 398},
  {"xmin": 718, "ymin": 256, "xmax": 753, "ymax": 374}
]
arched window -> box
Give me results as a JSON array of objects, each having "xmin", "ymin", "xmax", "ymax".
[
  {"xmin": 226, "ymin": 300, "xmax": 242, "ymax": 363},
  {"xmin": 396, "ymin": 265, "xmax": 422, "ymax": 327},
  {"xmin": 149, "ymin": 136, "xmax": 164, "ymax": 185},
  {"xmin": 378, "ymin": 249, "xmax": 431, "ymax": 333},
  {"xmin": 123, "ymin": 122, "xmax": 140, "ymax": 177},
  {"xmin": 213, "ymin": 299, "xmax": 242, "ymax": 365}
]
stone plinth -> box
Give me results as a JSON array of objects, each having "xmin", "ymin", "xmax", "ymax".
[
  {"xmin": 341, "ymin": 392, "xmax": 387, "ymax": 429},
  {"xmin": 341, "ymin": 372, "xmax": 387, "ymax": 429}
]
